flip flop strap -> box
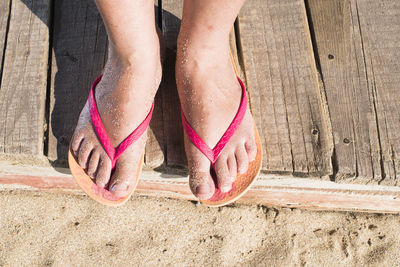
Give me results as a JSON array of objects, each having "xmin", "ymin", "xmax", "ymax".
[
  {"xmin": 181, "ymin": 77, "xmax": 247, "ymax": 166},
  {"xmin": 88, "ymin": 75, "xmax": 154, "ymax": 168}
]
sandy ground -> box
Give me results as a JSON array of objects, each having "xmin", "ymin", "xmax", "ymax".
[{"xmin": 0, "ymin": 190, "xmax": 399, "ymax": 266}]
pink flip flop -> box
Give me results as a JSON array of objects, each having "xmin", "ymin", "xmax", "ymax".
[
  {"xmin": 68, "ymin": 74, "xmax": 154, "ymax": 206},
  {"xmin": 181, "ymin": 59, "xmax": 263, "ymax": 207}
]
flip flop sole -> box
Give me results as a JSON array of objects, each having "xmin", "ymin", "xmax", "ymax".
[
  {"xmin": 68, "ymin": 146, "xmax": 143, "ymax": 206},
  {"xmin": 200, "ymin": 123, "xmax": 263, "ymax": 207}
]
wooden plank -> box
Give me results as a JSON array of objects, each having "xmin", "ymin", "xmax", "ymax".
[
  {"xmin": 0, "ymin": 0, "xmax": 50, "ymax": 155},
  {"xmin": 48, "ymin": 0, "xmax": 107, "ymax": 163},
  {"xmin": 144, "ymin": 1, "xmax": 166, "ymax": 167},
  {"xmin": 354, "ymin": 1, "xmax": 400, "ymax": 184},
  {"xmin": 2, "ymin": 160, "xmax": 400, "ymax": 213},
  {"xmin": 0, "ymin": 0, "xmax": 10, "ymax": 77},
  {"xmin": 160, "ymin": 0, "xmax": 186, "ymax": 167},
  {"xmin": 307, "ymin": 0, "xmax": 379, "ymax": 181},
  {"xmin": 307, "ymin": 0, "xmax": 400, "ymax": 183},
  {"xmin": 237, "ymin": 0, "xmax": 332, "ymax": 176}
]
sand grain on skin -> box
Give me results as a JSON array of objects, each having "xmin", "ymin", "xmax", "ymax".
[{"xmin": 0, "ymin": 191, "xmax": 400, "ymax": 266}]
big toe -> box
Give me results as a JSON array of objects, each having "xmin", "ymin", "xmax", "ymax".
[
  {"xmin": 189, "ymin": 171, "xmax": 215, "ymax": 200},
  {"xmin": 108, "ymin": 157, "xmax": 140, "ymax": 198}
]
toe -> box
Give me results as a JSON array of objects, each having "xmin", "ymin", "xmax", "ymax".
[
  {"xmin": 77, "ymin": 140, "xmax": 93, "ymax": 169},
  {"xmin": 87, "ymin": 150, "xmax": 100, "ymax": 179},
  {"xmin": 108, "ymin": 160, "xmax": 137, "ymax": 198},
  {"xmin": 227, "ymin": 155, "xmax": 237, "ymax": 181},
  {"xmin": 214, "ymin": 156, "xmax": 232, "ymax": 193},
  {"xmin": 235, "ymin": 145, "xmax": 249, "ymax": 174},
  {"xmin": 245, "ymin": 138, "xmax": 257, "ymax": 162},
  {"xmin": 186, "ymin": 135, "xmax": 216, "ymax": 200},
  {"xmin": 71, "ymin": 132, "xmax": 84, "ymax": 155},
  {"xmin": 189, "ymin": 171, "xmax": 215, "ymax": 200},
  {"xmin": 95, "ymin": 155, "xmax": 112, "ymax": 188}
]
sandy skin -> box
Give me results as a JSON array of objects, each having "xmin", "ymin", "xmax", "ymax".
[
  {"xmin": 71, "ymin": 0, "xmax": 256, "ymax": 203},
  {"xmin": 70, "ymin": 0, "xmax": 162, "ymax": 198},
  {"xmin": 176, "ymin": 0, "xmax": 256, "ymax": 200}
]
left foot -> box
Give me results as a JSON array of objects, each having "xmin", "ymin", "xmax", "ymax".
[{"xmin": 176, "ymin": 33, "xmax": 257, "ymax": 200}]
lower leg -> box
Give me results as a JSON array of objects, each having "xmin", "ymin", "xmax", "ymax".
[
  {"xmin": 177, "ymin": 0, "xmax": 246, "ymax": 143},
  {"xmin": 95, "ymin": 0, "xmax": 160, "ymax": 66},
  {"xmin": 176, "ymin": 0, "xmax": 257, "ymax": 199},
  {"xmin": 179, "ymin": 0, "xmax": 245, "ymax": 47},
  {"xmin": 94, "ymin": 0, "xmax": 162, "ymax": 145}
]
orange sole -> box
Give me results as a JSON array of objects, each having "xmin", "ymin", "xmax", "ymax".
[
  {"xmin": 68, "ymin": 146, "xmax": 143, "ymax": 206},
  {"xmin": 200, "ymin": 123, "xmax": 263, "ymax": 207}
]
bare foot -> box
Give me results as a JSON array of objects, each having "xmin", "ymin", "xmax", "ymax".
[
  {"xmin": 70, "ymin": 41, "xmax": 162, "ymax": 198},
  {"xmin": 176, "ymin": 37, "xmax": 257, "ymax": 200}
]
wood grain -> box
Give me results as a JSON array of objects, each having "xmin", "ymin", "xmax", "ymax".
[
  {"xmin": 0, "ymin": 0, "xmax": 50, "ymax": 155},
  {"xmin": 237, "ymin": 0, "xmax": 332, "ymax": 176},
  {"xmin": 307, "ymin": 0, "xmax": 400, "ymax": 183},
  {"xmin": 48, "ymin": 0, "xmax": 107, "ymax": 163},
  {"xmin": 144, "ymin": 1, "xmax": 166, "ymax": 168},
  {"xmin": 355, "ymin": 0, "xmax": 400, "ymax": 184},
  {"xmin": 160, "ymin": 0, "xmax": 186, "ymax": 167},
  {"xmin": 0, "ymin": 0, "xmax": 10, "ymax": 77}
]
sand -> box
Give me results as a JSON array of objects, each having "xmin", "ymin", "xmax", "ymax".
[{"xmin": 0, "ymin": 190, "xmax": 399, "ymax": 266}]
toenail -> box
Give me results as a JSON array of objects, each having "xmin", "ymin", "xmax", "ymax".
[
  {"xmin": 110, "ymin": 182, "xmax": 129, "ymax": 192},
  {"xmin": 110, "ymin": 184, "xmax": 118, "ymax": 192},
  {"xmin": 195, "ymin": 184, "xmax": 210, "ymax": 195},
  {"xmin": 221, "ymin": 184, "xmax": 231, "ymax": 193}
]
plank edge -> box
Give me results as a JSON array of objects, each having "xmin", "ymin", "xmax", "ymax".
[{"xmin": 1, "ymin": 160, "xmax": 399, "ymax": 214}]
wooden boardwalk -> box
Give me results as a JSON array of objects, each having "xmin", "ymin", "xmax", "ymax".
[{"xmin": 0, "ymin": 0, "xmax": 399, "ymax": 211}]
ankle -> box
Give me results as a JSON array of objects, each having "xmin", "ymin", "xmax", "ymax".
[
  {"xmin": 178, "ymin": 30, "xmax": 230, "ymax": 54},
  {"xmin": 176, "ymin": 41, "xmax": 231, "ymax": 84},
  {"xmin": 107, "ymin": 33, "xmax": 161, "ymax": 69}
]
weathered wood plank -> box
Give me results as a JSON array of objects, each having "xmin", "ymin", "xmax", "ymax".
[
  {"xmin": 352, "ymin": 0, "xmax": 400, "ymax": 184},
  {"xmin": 237, "ymin": 0, "xmax": 332, "ymax": 176},
  {"xmin": 160, "ymin": 0, "xmax": 186, "ymax": 167},
  {"xmin": 0, "ymin": 0, "xmax": 50, "ymax": 155},
  {"xmin": 0, "ymin": 0, "xmax": 10, "ymax": 77},
  {"xmin": 2, "ymin": 160, "xmax": 400, "ymax": 213},
  {"xmin": 144, "ymin": 2, "xmax": 166, "ymax": 167},
  {"xmin": 145, "ymin": 89, "xmax": 165, "ymax": 167},
  {"xmin": 307, "ymin": 0, "xmax": 399, "ymax": 183},
  {"xmin": 307, "ymin": 0, "xmax": 379, "ymax": 181},
  {"xmin": 48, "ymin": 0, "xmax": 107, "ymax": 163}
]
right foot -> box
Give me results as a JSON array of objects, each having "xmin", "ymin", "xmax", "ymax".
[{"xmin": 70, "ymin": 41, "xmax": 162, "ymax": 198}]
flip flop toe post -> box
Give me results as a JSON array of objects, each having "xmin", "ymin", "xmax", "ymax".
[{"xmin": 68, "ymin": 75, "xmax": 154, "ymax": 206}]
